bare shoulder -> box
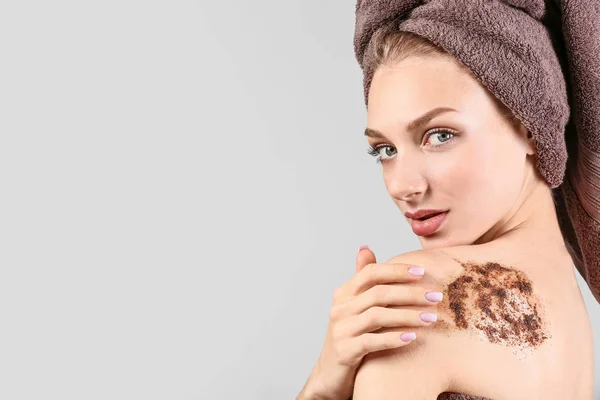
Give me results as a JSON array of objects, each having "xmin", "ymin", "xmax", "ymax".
[
  {"xmin": 386, "ymin": 245, "xmax": 551, "ymax": 354},
  {"xmin": 354, "ymin": 246, "xmax": 555, "ymax": 398}
]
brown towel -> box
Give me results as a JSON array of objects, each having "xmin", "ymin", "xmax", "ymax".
[{"xmin": 354, "ymin": 0, "xmax": 600, "ymax": 302}]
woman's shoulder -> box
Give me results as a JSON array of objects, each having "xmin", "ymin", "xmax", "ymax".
[
  {"xmin": 385, "ymin": 241, "xmax": 573, "ymax": 286},
  {"xmin": 386, "ymin": 245, "xmax": 552, "ymax": 354},
  {"xmin": 355, "ymin": 243, "xmax": 545, "ymax": 398},
  {"xmin": 383, "ymin": 245, "xmax": 478, "ymax": 284},
  {"xmin": 387, "ymin": 244, "xmax": 561, "ymax": 348},
  {"xmin": 381, "ymin": 244, "xmax": 593, "ymax": 398}
]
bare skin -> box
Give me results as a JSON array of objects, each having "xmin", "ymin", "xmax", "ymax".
[
  {"xmin": 351, "ymin": 54, "xmax": 594, "ymax": 398},
  {"xmin": 351, "ymin": 239, "xmax": 593, "ymax": 399}
]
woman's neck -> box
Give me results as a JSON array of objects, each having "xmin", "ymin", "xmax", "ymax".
[{"xmin": 474, "ymin": 179, "xmax": 567, "ymax": 253}]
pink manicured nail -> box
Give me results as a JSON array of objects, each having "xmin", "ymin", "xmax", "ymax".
[
  {"xmin": 408, "ymin": 266, "xmax": 425, "ymax": 276},
  {"xmin": 400, "ymin": 332, "xmax": 416, "ymax": 342},
  {"xmin": 420, "ymin": 312, "xmax": 438, "ymax": 323},
  {"xmin": 358, "ymin": 245, "xmax": 370, "ymax": 252},
  {"xmin": 425, "ymin": 291, "xmax": 443, "ymax": 302}
]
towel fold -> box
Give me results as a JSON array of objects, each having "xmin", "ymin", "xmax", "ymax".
[{"xmin": 354, "ymin": 0, "xmax": 600, "ymax": 302}]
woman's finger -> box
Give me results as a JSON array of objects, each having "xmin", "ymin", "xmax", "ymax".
[
  {"xmin": 338, "ymin": 307, "xmax": 437, "ymax": 337},
  {"xmin": 350, "ymin": 262, "xmax": 425, "ymax": 297},
  {"xmin": 339, "ymin": 331, "xmax": 417, "ymax": 364},
  {"xmin": 330, "ymin": 282, "xmax": 443, "ymax": 320}
]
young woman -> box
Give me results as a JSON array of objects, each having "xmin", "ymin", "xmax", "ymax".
[{"xmin": 297, "ymin": 31, "xmax": 593, "ymax": 400}]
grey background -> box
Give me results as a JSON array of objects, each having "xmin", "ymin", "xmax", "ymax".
[{"xmin": 0, "ymin": 1, "xmax": 597, "ymax": 399}]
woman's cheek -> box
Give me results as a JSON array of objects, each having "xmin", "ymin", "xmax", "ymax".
[{"xmin": 430, "ymin": 146, "xmax": 474, "ymax": 187}]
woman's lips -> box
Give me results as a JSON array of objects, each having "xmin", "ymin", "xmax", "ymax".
[{"xmin": 410, "ymin": 211, "xmax": 448, "ymax": 236}]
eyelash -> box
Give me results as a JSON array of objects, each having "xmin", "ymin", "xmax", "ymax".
[{"xmin": 366, "ymin": 128, "xmax": 457, "ymax": 164}]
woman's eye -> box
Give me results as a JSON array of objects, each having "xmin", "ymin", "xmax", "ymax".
[
  {"xmin": 371, "ymin": 145, "xmax": 396, "ymax": 161},
  {"xmin": 425, "ymin": 130, "xmax": 455, "ymax": 146},
  {"xmin": 379, "ymin": 146, "xmax": 396, "ymax": 158}
]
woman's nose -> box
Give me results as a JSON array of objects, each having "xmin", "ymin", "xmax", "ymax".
[{"xmin": 386, "ymin": 169, "xmax": 427, "ymax": 202}]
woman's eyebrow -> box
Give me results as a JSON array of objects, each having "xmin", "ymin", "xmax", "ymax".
[{"xmin": 364, "ymin": 106, "xmax": 458, "ymax": 139}]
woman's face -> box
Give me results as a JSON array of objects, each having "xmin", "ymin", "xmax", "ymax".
[{"xmin": 366, "ymin": 55, "xmax": 536, "ymax": 248}]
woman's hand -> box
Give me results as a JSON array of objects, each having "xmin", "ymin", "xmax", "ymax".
[{"xmin": 297, "ymin": 246, "xmax": 443, "ymax": 400}]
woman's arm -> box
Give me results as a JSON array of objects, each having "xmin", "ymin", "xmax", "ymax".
[
  {"xmin": 297, "ymin": 247, "xmax": 443, "ymax": 400},
  {"xmin": 352, "ymin": 327, "xmax": 450, "ymax": 399},
  {"xmin": 351, "ymin": 251, "xmax": 455, "ymax": 399}
]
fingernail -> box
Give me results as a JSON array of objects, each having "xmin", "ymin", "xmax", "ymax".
[
  {"xmin": 408, "ymin": 266, "xmax": 425, "ymax": 276},
  {"xmin": 420, "ymin": 312, "xmax": 438, "ymax": 323},
  {"xmin": 400, "ymin": 332, "xmax": 416, "ymax": 342},
  {"xmin": 425, "ymin": 291, "xmax": 443, "ymax": 302},
  {"xmin": 358, "ymin": 244, "xmax": 370, "ymax": 253}
]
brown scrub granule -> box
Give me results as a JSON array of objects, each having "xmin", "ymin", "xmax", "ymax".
[{"xmin": 437, "ymin": 258, "xmax": 550, "ymax": 354}]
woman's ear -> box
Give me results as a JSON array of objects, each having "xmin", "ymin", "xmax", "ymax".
[
  {"xmin": 525, "ymin": 130, "xmax": 536, "ymax": 155},
  {"xmin": 518, "ymin": 123, "xmax": 536, "ymax": 155}
]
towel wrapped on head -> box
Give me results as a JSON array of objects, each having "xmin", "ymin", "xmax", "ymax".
[{"xmin": 354, "ymin": 0, "xmax": 600, "ymax": 302}]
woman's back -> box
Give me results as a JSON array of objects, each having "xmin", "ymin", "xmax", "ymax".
[{"xmin": 352, "ymin": 239, "xmax": 594, "ymax": 399}]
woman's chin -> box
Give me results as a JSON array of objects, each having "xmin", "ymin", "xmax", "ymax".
[
  {"xmin": 419, "ymin": 230, "xmax": 469, "ymax": 249},
  {"xmin": 419, "ymin": 234, "xmax": 448, "ymax": 249}
]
